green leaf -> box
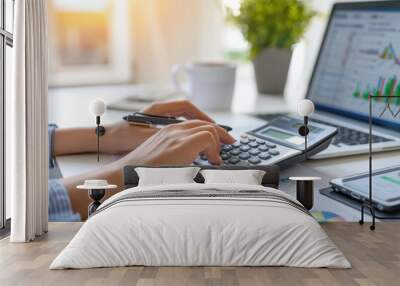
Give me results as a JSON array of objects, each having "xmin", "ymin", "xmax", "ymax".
[{"xmin": 229, "ymin": 0, "xmax": 315, "ymax": 58}]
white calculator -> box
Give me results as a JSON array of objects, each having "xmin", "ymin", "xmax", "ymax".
[{"xmin": 195, "ymin": 116, "xmax": 338, "ymax": 169}]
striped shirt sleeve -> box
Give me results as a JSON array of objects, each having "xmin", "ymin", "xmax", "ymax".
[{"xmin": 48, "ymin": 124, "xmax": 81, "ymax": 222}]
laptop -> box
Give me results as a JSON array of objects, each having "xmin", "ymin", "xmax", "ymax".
[{"xmin": 257, "ymin": 1, "xmax": 400, "ymax": 159}]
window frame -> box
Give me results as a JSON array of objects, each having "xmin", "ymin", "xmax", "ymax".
[
  {"xmin": 48, "ymin": 0, "xmax": 133, "ymax": 86},
  {"xmin": 0, "ymin": 0, "xmax": 14, "ymax": 232}
]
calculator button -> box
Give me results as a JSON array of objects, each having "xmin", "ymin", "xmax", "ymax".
[
  {"xmin": 222, "ymin": 145, "xmax": 233, "ymax": 152},
  {"xmin": 266, "ymin": 142, "xmax": 276, "ymax": 148},
  {"xmin": 258, "ymin": 153, "xmax": 271, "ymax": 160},
  {"xmin": 239, "ymin": 153, "xmax": 250, "ymax": 160},
  {"xmin": 249, "ymin": 157, "xmax": 261, "ymax": 164},
  {"xmin": 269, "ymin": 150, "xmax": 280, "ymax": 156},
  {"xmin": 230, "ymin": 149, "xmax": 241, "ymax": 156},
  {"xmin": 232, "ymin": 142, "xmax": 241, "ymax": 148},
  {"xmin": 240, "ymin": 134, "xmax": 248, "ymax": 139},
  {"xmin": 248, "ymin": 136, "xmax": 256, "ymax": 141},
  {"xmin": 221, "ymin": 153, "xmax": 231, "ymax": 160},
  {"xmin": 256, "ymin": 139, "xmax": 265, "ymax": 145},
  {"xmin": 240, "ymin": 138, "xmax": 249, "ymax": 144},
  {"xmin": 229, "ymin": 157, "xmax": 240, "ymax": 164},
  {"xmin": 240, "ymin": 145, "xmax": 251, "ymax": 152},
  {"xmin": 258, "ymin": 145, "xmax": 269, "ymax": 152},
  {"xmin": 249, "ymin": 141, "xmax": 259, "ymax": 148},
  {"xmin": 249, "ymin": 149, "xmax": 260, "ymax": 156}
]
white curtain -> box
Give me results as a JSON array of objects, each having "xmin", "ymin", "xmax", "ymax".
[{"xmin": 8, "ymin": 0, "xmax": 48, "ymax": 242}]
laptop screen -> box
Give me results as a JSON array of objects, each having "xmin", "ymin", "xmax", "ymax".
[{"xmin": 307, "ymin": 2, "xmax": 400, "ymax": 130}]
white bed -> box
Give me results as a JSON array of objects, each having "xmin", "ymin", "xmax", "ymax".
[{"xmin": 50, "ymin": 183, "xmax": 350, "ymax": 269}]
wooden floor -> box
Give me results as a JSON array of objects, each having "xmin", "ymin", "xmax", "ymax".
[{"xmin": 0, "ymin": 222, "xmax": 399, "ymax": 286}]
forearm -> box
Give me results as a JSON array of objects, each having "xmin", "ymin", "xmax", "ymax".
[
  {"xmin": 60, "ymin": 160, "xmax": 124, "ymax": 220},
  {"xmin": 54, "ymin": 124, "xmax": 157, "ymax": 156},
  {"xmin": 54, "ymin": 127, "xmax": 97, "ymax": 156},
  {"xmin": 102, "ymin": 123, "xmax": 157, "ymax": 155}
]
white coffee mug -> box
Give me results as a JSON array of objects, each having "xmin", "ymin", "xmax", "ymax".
[{"xmin": 172, "ymin": 62, "xmax": 236, "ymax": 111}]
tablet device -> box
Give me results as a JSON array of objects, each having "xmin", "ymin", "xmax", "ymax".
[{"xmin": 330, "ymin": 165, "xmax": 400, "ymax": 212}]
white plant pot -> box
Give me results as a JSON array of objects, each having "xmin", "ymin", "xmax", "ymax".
[{"xmin": 253, "ymin": 48, "xmax": 293, "ymax": 95}]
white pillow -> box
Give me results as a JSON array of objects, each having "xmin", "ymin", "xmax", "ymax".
[
  {"xmin": 135, "ymin": 167, "xmax": 200, "ymax": 186},
  {"xmin": 200, "ymin": 169, "xmax": 266, "ymax": 185}
]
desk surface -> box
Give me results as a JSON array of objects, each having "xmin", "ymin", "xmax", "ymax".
[{"xmin": 50, "ymin": 84, "xmax": 400, "ymax": 222}]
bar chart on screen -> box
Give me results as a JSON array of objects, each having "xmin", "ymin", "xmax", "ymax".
[
  {"xmin": 353, "ymin": 75, "xmax": 400, "ymax": 106},
  {"xmin": 352, "ymin": 43, "xmax": 400, "ymax": 106}
]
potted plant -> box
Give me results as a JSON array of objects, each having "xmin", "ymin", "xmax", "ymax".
[{"xmin": 228, "ymin": 0, "xmax": 315, "ymax": 95}]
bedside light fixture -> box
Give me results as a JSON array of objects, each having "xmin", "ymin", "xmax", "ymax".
[
  {"xmin": 89, "ymin": 98, "xmax": 106, "ymax": 162},
  {"xmin": 298, "ymin": 99, "xmax": 315, "ymax": 159}
]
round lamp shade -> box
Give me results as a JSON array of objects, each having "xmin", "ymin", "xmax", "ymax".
[
  {"xmin": 77, "ymin": 179, "xmax": 117, "ymax": 190},
  {"xmin": 89, "ymin": 98, "xmax": 106, "ymax": 117},
  {"xmin": 297, "ymin": 99, "xmax": 315, "ymax": 117}
]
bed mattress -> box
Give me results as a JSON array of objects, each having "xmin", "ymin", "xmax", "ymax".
[{"xmin": 50, "ymin": 183, "xmax": 350, "ymax": 269}]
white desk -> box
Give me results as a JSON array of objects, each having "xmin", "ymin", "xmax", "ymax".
[{"xmin": 51, "ymin": 84, "xmax": 400, "ymax": 222}]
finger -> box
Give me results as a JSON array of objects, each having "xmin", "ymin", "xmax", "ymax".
[
  {"xmin": 179, "ymin": 125, "xmax": 221, "ymax": 153},
  {"xmin": 173, "ymin": 120, "xmax": 236, "ymax": 144},
  {"xmin": 144, "ymin": 100, "xmax": 215, "ymax": 122},
  {"xmin": 182, "ymin": 131, "xmax": 222, "ymax": 165}
]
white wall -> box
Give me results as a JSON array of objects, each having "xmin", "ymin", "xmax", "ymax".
[{"xmin": 130, "ymin": 0, "xmax": 224, "ymax": 84}]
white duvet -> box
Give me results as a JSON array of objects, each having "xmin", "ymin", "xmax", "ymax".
[{"xmin": 50, "ymin": 183, "xmax": 350, "ymax": 269}]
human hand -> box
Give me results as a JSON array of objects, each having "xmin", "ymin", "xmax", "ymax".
[
  {"xmin": 142, "ymin": 99, "xmax": 215, "ymax": 122},
  {"xmin": 117, "ymin": 120, "xmax": 236, "ymax": 166},
  {"xmin": 103, "ymin": 99, "xmax": 223, "ymax": 155},
  {"xmin": 102, "ymin": 121, "xmax": 157, "ymax": 155}
]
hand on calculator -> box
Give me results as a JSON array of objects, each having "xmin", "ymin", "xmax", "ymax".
[{"xmin": 196, "ymin": 134, "xmax": 280, "ymax": 166}]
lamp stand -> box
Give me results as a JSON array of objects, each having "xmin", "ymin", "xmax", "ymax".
[
  {"xmin": 298, "ymin": 116, "xmax": 309, "ymax": 159},
  {"xmin": 359, "ymin": 94, "xmax": 377, "ymax": 231},
  {"xmin": 94, "ymin": 116, "xmax": 106, "ymax": 163},
  {"xmin": 304, "ymin": 116, "xmax": 308, "ymax": 159}
]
